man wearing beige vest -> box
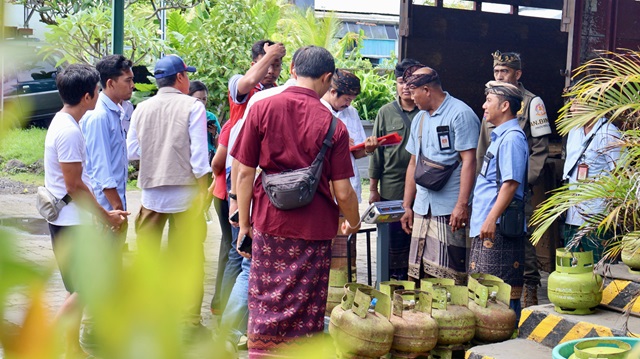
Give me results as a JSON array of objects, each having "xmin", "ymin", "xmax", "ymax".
[{"xmin": 126, "ymin": 54, "xmax": 211, "ymax": 341}]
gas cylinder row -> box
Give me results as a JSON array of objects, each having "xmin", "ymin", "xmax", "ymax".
[{"xmin": 327, "ymin": 274, "xmax": 517, "ymax": 359}]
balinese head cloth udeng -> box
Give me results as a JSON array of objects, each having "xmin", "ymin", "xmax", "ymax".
[
  {"xmin": 492, "ymin": 50, "xmax": 522, "ymax": 70},
  {"xmin": 485, "ymin": 80, "xmax": 523, "ymax": 102},
  {"xmin": 331, "ymin": 69, "xmax": 361, "ymax": 96},
  {"xmin": 403, "ymin": 64, "xmax": 439, "ymax": 88}
]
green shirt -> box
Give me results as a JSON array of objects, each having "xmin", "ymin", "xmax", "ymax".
[{"xmin": 368, "ymin": 98, "xmax": 420, "ymax": 200}]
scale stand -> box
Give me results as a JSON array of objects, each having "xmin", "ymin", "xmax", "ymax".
[{"xmin": 346, "ymin": 201, "xmax": 405, "ymax": 287}]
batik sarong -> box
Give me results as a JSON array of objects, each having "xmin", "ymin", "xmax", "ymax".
[
  {"xmin": 468, "ymin": 231, "xmax": 525, "ymax": 299},
  {"xmin": 247, "ymin": 230, "xmax": 331, "ymax": 358},
  {"xmin": 408, "ymin": 214, "xmax": 467, "ymax": 284}
]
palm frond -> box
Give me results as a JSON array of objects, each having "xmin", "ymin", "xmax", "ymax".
[{"xmin": 558, "ymin": 50, "xmax": 640, "ymax": 135}]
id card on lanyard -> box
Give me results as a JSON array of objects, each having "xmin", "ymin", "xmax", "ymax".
[
  {"xmin": 480, "ymin": 152, "xmax": 494, "ymax": 178},
  {"xmin": 577, "ymin": 163, "xmax": 589, "ymax": 181},
  {"xmin": 437, "ymin": 126, "xmax": 452, "ymax": 151}
]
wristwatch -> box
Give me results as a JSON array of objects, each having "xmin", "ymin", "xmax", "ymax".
[{"xmin": 229, "ymin": 193, "xmax": 237, "ymax": 200}]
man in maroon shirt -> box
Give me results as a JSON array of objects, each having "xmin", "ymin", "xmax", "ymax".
[{"xmin": 232, "ymin": 45, "xmax": 360, "ymax": 357}]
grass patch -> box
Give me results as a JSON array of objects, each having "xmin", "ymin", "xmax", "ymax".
[
  {"xmin": 0, "ymin": 128, "xmax": 46, "ymax": 165},
  {"xmin": 7, "ymin": 172, "xmax": 44, "ymax": 187}
]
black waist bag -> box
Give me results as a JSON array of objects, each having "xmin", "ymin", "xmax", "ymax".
[
  {"xmin": 499, "ymin": 198, "xmax": 526, "ymax": 237},
  {"xmin": 415, "ymin": 155, "xmax": 459, "ymax": 191},
  {"xmin": 261, "ymin": 117, "xmax": 337, "ymax": 210}
]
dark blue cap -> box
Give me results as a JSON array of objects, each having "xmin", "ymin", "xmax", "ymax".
[{"xmin": 153, "ymin": 54, "xmax": 196, "ymax": 79}]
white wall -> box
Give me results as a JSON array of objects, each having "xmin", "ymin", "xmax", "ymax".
[
  {"xmin": 4, "ymin": 2, "xmax": 49, "ymax": 41},
  {"xmin": 314, "ymin": 0, "xmax": 400, "ymax": 15}
]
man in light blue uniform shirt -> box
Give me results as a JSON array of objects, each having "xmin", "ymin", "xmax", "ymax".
[
  {"xmin": 79, "ymin": 54, "xmax": 135, "ymax": 351},
  {"xmin": 81, "ymin": 54, "xmax": 134, "ymax": 234},
  {"xmin": 400, "ymin": 65, "xmax": 480, "ymax": 284},
  {"xmin": 562, "ymin": 101, "xmax": 620, "ymax": 262},
  {"xmin": 469, "ymin": 81, "xmax": 529, "ymax": 318}
]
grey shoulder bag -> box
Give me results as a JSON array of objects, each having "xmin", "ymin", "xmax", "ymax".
[{"xmin": 261, "ymin": 116, "xmax": 337, "ymax": 210}]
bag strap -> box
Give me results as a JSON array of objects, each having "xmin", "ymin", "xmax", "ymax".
[
  {"xmin": 565, "ymin": 119, "xmax": 607, "ymax": 179},
  {"xmin": 61, "ymin": 194, "xmax": 73, "ymax": 204},
  {"xmin": 495, "ymin": 128, "xmax": 528, "ymax": 199},
  {"xmin": 392, "ymin": 101, "xmax": 413, "ymax": 129},
  {"xmin": 416, "ymin": 112, "xmax": 426, "ymax": 158},
  {"xmin": 313, "ymin": 116, "xmax": 338, "ymax": 164}
]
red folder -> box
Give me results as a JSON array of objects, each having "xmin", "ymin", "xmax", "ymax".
[{"xmin": 350, "ymin": 132, "xmax": 403, "ymax": 151}]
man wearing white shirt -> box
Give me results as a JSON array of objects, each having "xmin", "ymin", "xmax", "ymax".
[
  {"xmin": 44, "ymin": 64, "xmax": 128, "ymax": 358},
  {"xmin": 321, "ymin": 69, "xmax": 379, "ymax": 202},
  {"xmin": 126, "ymin": 54, "xmax": 211, "ymax": 338}
]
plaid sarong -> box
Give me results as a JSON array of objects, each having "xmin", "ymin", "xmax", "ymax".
[{"xmin": 407, "ymin": 214, "xmax": 467, "ymax": 284}]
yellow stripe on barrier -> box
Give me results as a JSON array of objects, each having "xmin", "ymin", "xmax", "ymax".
[
  {"xmin": 601, "ymin": 279, "xmax": 630, "ymax": 305},
  {"xmin": 593, "ymin": 325, "xmax": 614, "ymax": 337},
  {"xmin": 559, "ymin": 321, "xmax": 598, "ymax": 343},
  {"xmin": 519, "ymin": 308, "xmax": 532, "ymax": 328},
  {"xmin": 629, "ymin": 297, "xmax": 640, "ymax": 314},
  {"xmin": 527, "ymin": 314, "xmax": 563, "ymax": 343}
]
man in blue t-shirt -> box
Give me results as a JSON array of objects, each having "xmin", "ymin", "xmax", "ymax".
[{"xmin": 400, "ymin": 65, "xmax": 480, "ymax": 284}]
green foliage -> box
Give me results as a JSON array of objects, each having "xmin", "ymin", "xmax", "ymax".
[
  {"xmin": 167, "ymin": 0, "xmax": 286, "ymax": 118},
  {"xmin": 530, "ymin": 50, "xmax": 640, "ymax": 265},
  {"xmin": 9, "ymin": 0, "xmax": 110, "ymax": 24},
  {"xmin": 0, "ymin": 128, "xmax": 47, "ymax": 165},
  {"xmin": 10, "ymin": 0, "xmax": 202, "ymax": 25},
  {"xmin": 277, "ymin": 7, "xmax": 341, "ymax": 50},
  {"xmin": 334, "ymin": 30, "xmax": 373, "ymax": 71},
  {"xmin": 352, "ymin": 69, "xmax": 396, "ymax": 122},
  {"xmin": 40, "ymin": 4, "xmax": 166, "ymax": 66},
  {"xmin": 36, "ymin": 0, "xmax": 395, "ymax": 120}
]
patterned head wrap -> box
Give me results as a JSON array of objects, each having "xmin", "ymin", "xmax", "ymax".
[
  {"xmin": 485, "ymin": 80, "xmax": 523, "ymax": 101},
  {"xmin": 331, "ymin": 69, "xmax": 361, "ymax": 96},
  {"xmin": 492, "ymin": 50, "xmax": 522, "ymax": 70},
  {"xmin": 402, "ymin": 64, "xmax": 439, "ymax": 88}
]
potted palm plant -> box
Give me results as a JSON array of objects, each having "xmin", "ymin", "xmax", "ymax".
[{"xmin": 530, "ymin": 50, "xmax": 640, "ymax": 270}]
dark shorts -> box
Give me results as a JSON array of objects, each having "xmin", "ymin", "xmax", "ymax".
[{"xmin": 48, "ymin": 223, "xmax": 79, "ymax": 293}]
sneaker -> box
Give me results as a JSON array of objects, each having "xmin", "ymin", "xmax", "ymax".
[
  {"xmin": 237, "ymin": 335, "xmax": 248, "ymax": 350},
  {"xmin": 523, "ymin": 284, "xmax": 539, "ymax": 308}
]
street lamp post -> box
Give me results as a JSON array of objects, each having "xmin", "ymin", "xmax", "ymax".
[{"xmin": 112, "ymin": 0, "xmax": 125, "ymax": 55}]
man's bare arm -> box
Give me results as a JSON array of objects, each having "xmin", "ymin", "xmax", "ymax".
[
  {"xmin": 400, "ymin": 155, "xmax": 417, "ymax": 234},
  {"xmin": 450, "ymin": 149, "xmax": 476, "ymax": 231},
  {"xmin": 60, "ymin": 162, "xmax": 127, "ymax": 227},
  {"xmin": 333, "ymin": 178, "xmax": 360, "ymax": 234},
  {"xmin": 236, "ymin": 43, "xmax": 286, "ymax": 96}
]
